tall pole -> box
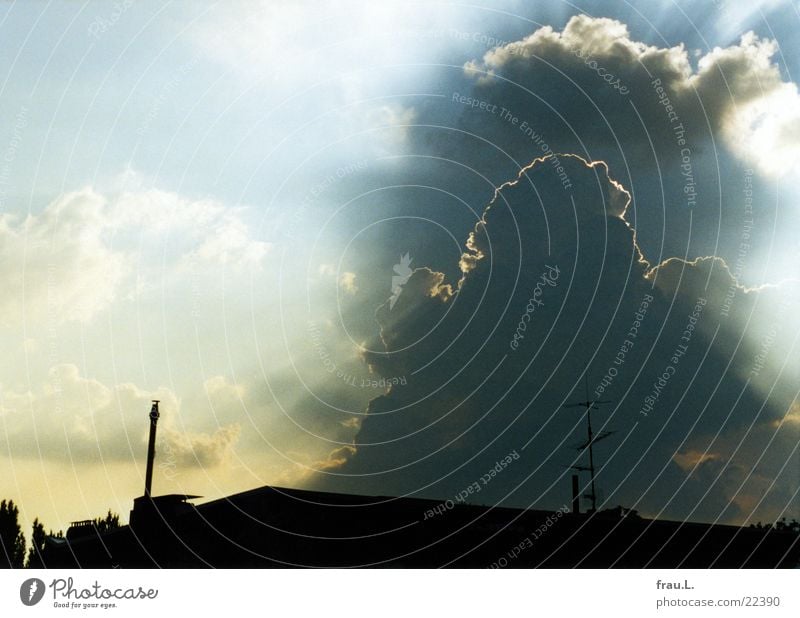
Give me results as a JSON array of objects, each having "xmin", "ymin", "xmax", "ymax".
[
  {"xmin": 586, "ymin": 404, "xmax": 597, "ymax": 513},
  {"xmin": 563, "ymin": 372, "xmax": 612, "ymax": 513},
  {"xmin": 571, "ymin": 474, "xmax": 580, "ymax": 514},
  {"xmin": 144, "ymin": 400, "xmax": 160, "ymax": 497}
]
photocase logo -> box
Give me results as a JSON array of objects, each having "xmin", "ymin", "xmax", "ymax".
[
  {"xmin": 389, "ymin": 253, "xmax": 413, "ymax": 310},
  {"xmin": 20, "ymin": 578, "xmax": 45, "ymax": 606}
]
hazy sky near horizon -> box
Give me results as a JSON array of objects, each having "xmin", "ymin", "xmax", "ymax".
[{"xmin": 1, "ymin": 0, "xmax": 799, "ymax": 536}]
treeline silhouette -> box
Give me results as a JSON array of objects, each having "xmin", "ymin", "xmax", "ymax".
[
  {"xmin": 752, "ymin": 518, "xmax": 800, "ymax": 533},
  {"xmin": 0, "ymin": 499, "xmax": 120, "ymax": 568}
]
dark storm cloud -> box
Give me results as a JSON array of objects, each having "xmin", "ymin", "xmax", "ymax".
[
  {"xmin": 284, "ymin": 15, "xmax": 800, "ymax": 526},
  {"xmin": 308, "ymin": 151, "xmax": 799, "ymax": 525},
  {"xmin": 443, "ymin": 15, "xmax": 799, "ymax": 275}
]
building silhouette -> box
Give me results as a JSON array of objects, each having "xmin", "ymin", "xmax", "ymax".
[{"xmin": 43, "ymin": 402, "xmax": 800, "ymax": 568}]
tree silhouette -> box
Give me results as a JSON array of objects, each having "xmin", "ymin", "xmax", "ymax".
[
  {"xmin": 93, "ymin": 510, "xmax": 120, "ymax": 534},
  {"xmin": 774, "ymin": 517, "xmax": 800, "ymax": 534},
  {"xmin": 25, "ymin": 517, "xmax": 64, "ymax": 568},
  {"xmin": 26, "ymin": 518, "xmax": 46, "ymax": 568},
  {"xmin": 0, "ymin": 499, "xmax": 26, "ymax": 568}
]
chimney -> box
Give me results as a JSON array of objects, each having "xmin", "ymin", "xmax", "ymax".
[
  {"xmin": 144, "ymin": 400, "xmax": 160, "ymax": 497},
  {"xmin": 571, "ymin": 474, "xmax": 580, "ymax": 515}
]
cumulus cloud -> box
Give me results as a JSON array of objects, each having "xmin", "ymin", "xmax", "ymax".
[
  {"xmin": 693, "ymin": 33, "xmax": 800, "ymax": 177},
  {"xmin": 314, "ymin": 445, "xmax": 357, "ymax": 471},
  {"xmin": 673, "ymin": 450, "xmax": 721, "ymax": 472},
  {"xmin": 464, "ymin": 15, "xmax": 800, "ymax": 177},
  {"xmin": 305, "ymin": 152, "xmax": 799, "ymax": 525},
  {"xmin": 339, "ymin": 271, "xmax": 358, "ymax": 294},
  {"xmin": 204, "ymin": 375, "xmax": 245, "ymax": 400},
  {"xmin": 110, "ymin": 187, "xmax": 270, "ymax": 270},
  {"xmin": 429, "ymin": 13, "xmax": 800, "ymax": 286},
  {"xmin": 0, "ymin": 189, "xmax": 126, "ymax": 325},
  {"xmin": 0, "ymin": 184, "xmax": 269, "ymax": 326},
  {"xmin": 775, "ymin": 401, "xmax": 800, "ymax": 427},
  {"xmin": 160, "ymin": 424, "xmax": 241, "ymax": 468},
  {"xmin": 0, "ymin": 364, "xmax": 240, "ymax": 470},
  {"xmin": 363, "ymin": 104, "xmax": 417, "ymax": 146},
  {"xmin": 315, "ymin": 265, "xmax": 360, "ymax": 295}
]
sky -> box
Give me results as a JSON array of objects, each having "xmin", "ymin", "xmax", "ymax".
[{"xmin": 1, "ymin": 0, "xmax": 799, "ymax": 537}]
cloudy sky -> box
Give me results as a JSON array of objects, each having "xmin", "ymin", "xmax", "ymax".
[{"xmin": 1, "ymin": 0, "xmax": 799, "ymax": 535}]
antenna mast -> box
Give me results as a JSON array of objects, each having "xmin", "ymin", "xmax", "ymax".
[{"xmin": 563, "ymin": 372, "xmax": 613, "ymax": 513}]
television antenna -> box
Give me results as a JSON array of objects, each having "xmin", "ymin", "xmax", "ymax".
[{"xmin": 562, "ymin": 371, "xmax": 614, "ymax": 513}]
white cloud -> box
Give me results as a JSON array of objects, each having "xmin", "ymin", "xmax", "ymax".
[
  {"xmin": 465, "ymin": 15, "xmax": 800, "ymax": 177},
  {"xmin": 363, "ymin": 104, "xmax": 417, "ymax": 146},
  {"xmin": 316, "ymin": 265, "xmax": 359, "ymax": 294},
  {"xmin": 338, "ymin": 271, "xmax": 358, "ymax": 294},
  {"xmin": 0, "ymin": 189, "xmax": 126, "ymax": 325},
  {"xmin": 690, "ymin": 32, "xmax": 800, "ymax": 177},
  {"xmin": 466, "ymin": 15, "xmax": 691, "ymax": 85},
  {"xmin": 0, "ymin": 363, "xmax": 240, "ymax": 469},
  {"xmin": 204, "ymin": 375, "xmax": 245, "ymax": 399},
  {"xmin": 160, "ymin": 423, "xmax": 241, "ymax": 468},
  {"xmin": 185, "ymin": 211, "xmax": 270, "ymax": 270},
  {"xmin": 0, "ymin": 184, "xmax": 269, "ymax": 326}
]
